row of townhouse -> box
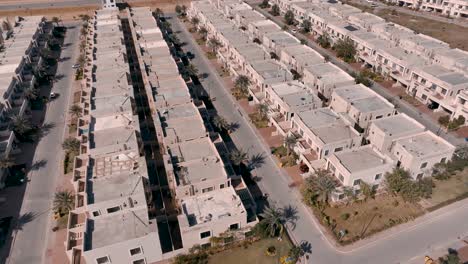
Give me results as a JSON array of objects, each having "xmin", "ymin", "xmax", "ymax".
[
  {"xmin": 0, "ymin": 16, "xmax": 47, "ymax": 188},
  {"xmin": 131, "ymin": 6, "xmax": 258, "ymax": 251},
  {"xmin": 384, "ymin": 0, "xmax": 468, "ymax": 18},
  {"xmin": 270, "ymin": 0, "xmax": 468, "ymax": 125},
  {"xmin": 189, "ymin": 0, "xmax": 456, "ymax": 201},
  {"xmin": 65, "ymin": 6, "xmax": 258, "ymax": 264}
]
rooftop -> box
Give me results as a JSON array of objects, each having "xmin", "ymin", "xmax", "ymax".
[
  {"xmin": 181, "ymin": 188, "xmax": 245, "ymax": 227},
  {"xmin": 371, "ymin": 113, "xmax": 425, "ymax": 137},
  {"xmin": 296, "ymin": 108, "xmax": 341, "ymax": 129},
  {"xmin": 167, "ymin": 137, "xmax": 217, "ymax": 163},
  {"xmin": 333, "ymin": 146, "xmax": 393, "ymax": 173},
  {"xmin": 396, "ymin": 131, "xmax": 455, "ymax": 158}
]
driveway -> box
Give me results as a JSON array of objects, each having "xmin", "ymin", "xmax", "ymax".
[
  {"xmin": 5, "ymin": 22, "xmax": 80, "ymax": 264},
  {"xmin": 169, "ymin": 15, "xmax": 468, "ymax": 264}
]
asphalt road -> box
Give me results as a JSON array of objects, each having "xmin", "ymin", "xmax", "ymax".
[
  {"xmin": 170, "ymin": 14, "xmax": 468, "ymax": 264},
  {"xmin": 0, "ymin": 0, "xmax": 99, "ymax": 10},
  {"xmin": 6, "ymin": 22, "xmax": 80, "ymax": 264},
  {"xmin": 250, "ymin": 5, "xmax": 466, "ymax": 148}
]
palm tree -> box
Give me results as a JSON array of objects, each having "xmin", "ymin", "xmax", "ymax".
[
  {"xmin": 10, "ymin": 115, "xmax": 32, "ymax": 137},
  {"xmin": 69, "ymin": 104, "xmax": 83, "ymax": 118},
  {"xmin": 185, "ymin": 64, "xmax": 199, "ymax": 77},
  {"xmin": 190, "ymin": 17, "xmax": 200, "ymax": 28},
  {"xmin": 207, "ymin": 37, "xmax": 222, "ymax": 53},
  {"xmin": 51, "ymin": 16, "xmax": 61, "ymax": 27},
  {"xmin": 169, "ymin": 34, "xmax": 181, "ymax": 46},
  {"xmin": 0, "ymin": 157, "xmax": 15, "ymax": 169},
  {"xmin": 198, "ymin": 27, "xmax": 208, "ymax": 41},
  {"xmin": 24, "ymin": 87, "xmax": 39, "ymax": 101},
  {"xmin": 284, "ymin": 134, "xmax": 297, "ymax": 156},
  {"xmin": 234, "ymin": 75, "xmax": 251, "ymax": 96},
  {"xmin": 154, "ymin": 8, "xmax": 163, "ymax": 18},
  {"xmin": 212, "ymin": 115, "xmax": 229, "ymax": 132},
  {"xmin": 229, "ymin": 149, "xmax": 248, "ymax": 167},
  {"xmin": 259, "ymin": 205, "xmax": 284, "ymax": 237},
  {"xmin": 62, "ymin": 138, "xmax": 80, "ymax": 155},
  {"xmin": 79, "ymin": 14, "xmax": 90, "ymax": 22},
  {"xmin": 303, "ymin": 169, "xmax": 337, "ymax": 207},
  {"xmin": 257, "ymin": 103, "xmax": 269, "ymax": 120},
  {"xmin": 53, "ymin": 190, "xmax": 74, "ymax": 214}
]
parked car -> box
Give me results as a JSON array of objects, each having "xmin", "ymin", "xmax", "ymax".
[
  {"xmin": 72, "ymin": 64, "xmax": 80, "ymax": 69},
  {"xmin": 291, "ymin": 29, "xmax": 297, "ymax": 33},
  {"xmin": 427, "ymin": 102, "xmax": 439, "ymax": 109},
  {"xmin": 50, "ymin": 92, "xmax": 59, "ymax": 99}
]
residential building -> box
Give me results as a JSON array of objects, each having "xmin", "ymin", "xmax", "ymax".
[
  {"xmin": 330, "ymin": 84, "xmax": 396, "ymax": 132},
  {"xmin": 302, "ymin": 62, "xmax": 355, "ymax": 100}
]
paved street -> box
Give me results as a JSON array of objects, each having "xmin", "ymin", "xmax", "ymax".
[
  {"xmin": 0, "ymin": 0, "xmax": 99, "ymax": 10},
  {"xmin": 170, "ymin": 15, "xmax": 468, "ymax": 264},
  {"xmin": 5, "ymin": 22, "xmax": 80, "ymax": 264},
  {"xmin": 249, "ymin": 4, "xmax": 466, "ymax": 147}
]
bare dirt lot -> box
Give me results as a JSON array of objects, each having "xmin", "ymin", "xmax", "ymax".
[{"xmin": 375, "ymin": 9, "xmax": 468, "ymax": 51}]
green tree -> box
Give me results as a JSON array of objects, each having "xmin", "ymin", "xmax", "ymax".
[
  {"xmin": 155, "ymin": 8, "xmax": 163, "ymax": 18},
  {"xmin": 354, "ymin": 72, "xmax": 372, "ymax": 87},
  {"xmin": 0, "ymin": 157, "xmax": 15, "ymax": 169},
  {"xmin": 62, "ymin": 138, "xmax": 80, "ymax": 155},
  {"xmin": 229, "ymin": 149, "xmax": 248, "ymax": 166},
  {"xmin": 51, "ymin": 16, "xmax": 61, "ymax": 27},
  {"xmin": 190, "ymin": 17, "xmax": 200, "ymax": 28},
  {"xmin": 288, "ymin": 245, "xmax": 304, "ymax": 263},
  {"xmin": 384, "ymin": 168, "xmax": 411, "ymax": 194},
  {"xmin": 10, "ymin": 115, "xmax": 32, "ymax": 137},
  {"xmin": 257, "ymin": 103, "xmax": 269, "ymax": 120},
  {"xmin": 284, "ymin": 10, "xmax": 295, "ymax": 25},
  {"xmin": 212, "ymin": 115, "xmax": 229, "ymax": 131},
  {"xmin": 359, "ymin": 180, "xmax": 374, "ymax": 201},
  {"xmin": 173, "ymin": 250, "xmax": 208, "ymax": 264},
  {"xmin": 317, "ymin": 33, "xmax": 331, "ymax": 49},
  {"xmin": 53, "ymin": 190, "xmax": 74, "ymax": 214},
  {"xmin": 207, "ymin": 37, "xmax": 222, "ymax": 53},
  {"xmin": 301, "ymin": 20, "xmax": 312, "ymax": 33},
  {"xmin": 24, "ymin": 87, "xmax": 39, "ymax": 101},
  {"xmin": 234, "ymin": 75, "xmax": 251, "ymax": 96},
  {"xmin": 185, "ymin": 64, "xmax": 199, "ymax": 77},
  {"xmin": 198, "ymin": 26, "xmax": 208, "ymax": 41},
  {"xmin": 69, "ymin": 104, "xmax": 83, "ymax": 118},
  {"xmin": 284, "ymin": 134, "xmax": 297, "ymax": 156},
  {"xmin": 333, "ymin": 37, "xmax": 356, "ymax": 63},
  {"xmin": 260, "ymin": 0, "xmax": 269, "ymax": 8},
  {"xmin": 259, "ymin": 205, "xmax": 285, "ymax": 237},
  {"xmin": 271, "ymin": 4, "xmax": 280, "ymax": 16},
  {"xmin": 79, "ymin": 14, "xmax": 90, "ymax": 22},
  {"xmin": 301, "ymin": 169, "xmax": 337, "ymax": 207},
  {"xmin": 175, "ymin": 5, "xmax": 183, "ymax": 16}
]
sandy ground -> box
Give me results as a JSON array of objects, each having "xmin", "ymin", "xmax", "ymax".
[{"xmin": 0, "ymin": 0, "xmax": 190, "ymax": 21}]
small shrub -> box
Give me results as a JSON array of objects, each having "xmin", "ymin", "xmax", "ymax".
[
  {"xmin": 353, "ymin": 211, "xmax": 359, "ymax": 216},
  {"xmin": 340, "ymin": 213, "xmax": 350, "ymax": 220},
  {"xmin": 392, "ymin": 200, "xmax": 399, "ymax": 207}
]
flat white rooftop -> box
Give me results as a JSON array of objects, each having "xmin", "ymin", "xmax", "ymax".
[
  {"xmin": 371, "ymin": 113, "xmax": 425, "ymax": 137},
  {"xmin": 396, "ymin": 131, "xmax": 455, "ymax": 158},
  {"xmin": 333, "ymin": 146, "xmax": 392, "ymax": 173},
  {"xmin": 181, "ymin": 188, "xmax": 245, "ymax": 227}
]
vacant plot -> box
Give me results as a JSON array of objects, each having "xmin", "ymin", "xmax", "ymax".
[
  {"xmin": 323, "ymin": 194, "xmax": 424, "ymax": 244},
  {"xmin": 208, "ymin": 236, "xmax": 292, "ymax": 264},
  {"xmin": 375, "ymin": 9, "xmax": 468, "ymax": 51},
  {"xmin": 422, "ymin": 168, "xmax": 468, "ymax": 209}
]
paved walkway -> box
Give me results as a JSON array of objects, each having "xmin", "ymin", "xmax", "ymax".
[
  {"xmin": 252, "ymin": 5, "xmax": 467, "ymax": 147},
  {"xmin": 5, "ymin": 22, "xmax": 80, "ymax": 264},
  {"xmin": 171, "ymin": 14, "xmax": 468, "ymax": 264}
]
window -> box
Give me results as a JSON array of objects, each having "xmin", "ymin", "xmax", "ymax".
[
  {"xmin": 92, "ymin": 211, "xmax": 101, "ymax": 217},
  {"xmin": 353, "ymin": 179, "xmax": 361, "ymax": 186},
  {"xmin": 230, "ymin": 223, "xmax": 239, "ymax": 230},
  {"xmin": 219, "ymin": 184, "xmax": 225, "ymax": 189},
  {"xmin": 416, "ymin": 173, "xmax": 424, "ymax": 180},
  {"xmin": 202, "ymin": 187, "xmax": 214, "ymax": 193},
  {"xmin": 130, "ymin": 247, "xmax": 142, "ymax": 256},
  {"xmin": 324, "ymin": 150, "xmax": 329, "ymax": 156},
  {"xmin": 328, "ymin": 163, "xmax": 335, "ymax": 172},
  {"xmin": 334, "ymin": 147, "xmax": 343, "ymax": 152},
  {"xmin": 372, "ymin": 184, "xmax": 379, "ymax": 190},
  {"xmin": 375, "ymin": 173, "xmax": 382, "ymax": 180},
  {"xmin": 440, "ymin": 157, "xmax": 447, "ymax": 163},
  {"xmin": 96, "ymin": 256, "xmax": 110, "ymax": 264},
  {"xmin": 420, "ymin": 162, "xmax": 428, "ymax": 169},
  {"xmin": 133, "ymin": 259, "xmax": 146, "ymax": 264},
  {"xmin": 338, "ymin": 174, "xmax": 344, "ymax": 182},
  {"xmin": 107, "ymin": 206, "xmax": 120, "ymax": 214},
  {"xmin": 200, "ymin": 231, "xmax": 211, "ymax": 239},
  {"xmin": 338, "ymin": 193, "xmax": 345, "ymax": 200}
]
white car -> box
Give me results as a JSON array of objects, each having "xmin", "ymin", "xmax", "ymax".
[
  {"xmin": 291, "ymin": 29, "xmax": 297, "ymax": 33},
  {"xmin": 72, "ymin": 64, "xmax": 80, "ymax": 69}
]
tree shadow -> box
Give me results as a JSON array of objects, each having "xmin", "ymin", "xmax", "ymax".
[
  {"xmin": 200, "ymin": 72, "xmax": 209, "ymax": 79},
  {"xmin": 13, "ymin": 212, "xmax": 38, "ymax": 231},
  {"xmin": 248, "ymin": 153, "xmax": 265, "ymax": 170},
  {"xmin": 227, "ymin": 121, "xmax": 240, "ymax": 133},
  {"xmin": 31, "ymin": 122, "xmax": 56, "ymax": 141},
  {"xmin": 30, "ymin": 159, "xmax": 47, "ymax": 171},
  {"xmin": 299, "ymin": 240, "xmax": 312, "ymax": 255},
  {"xmin": 54, "ymin": 74, "xmax": 66, "ymax": 81},
  {"xmin": 62, "ymin": 43, "xmax": 72, "ymax": 48},
  {"xmin": 58, "ymin": 56, "xmax": 70, "ymax": 62},
  {"xmin": 282, "ymin": 204, "xmax": 299, "ymax": 230}
]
